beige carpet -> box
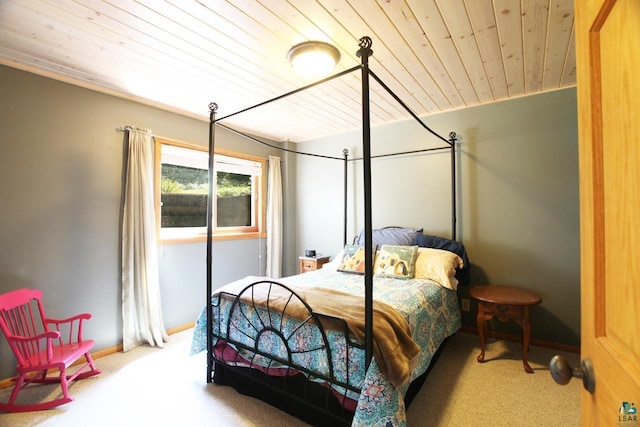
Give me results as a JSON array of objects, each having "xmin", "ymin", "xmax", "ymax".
[{"xmin": 0, "ymin": 329, "xmax": 580, "ymax": 426}]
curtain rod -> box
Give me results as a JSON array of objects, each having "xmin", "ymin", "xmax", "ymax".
[
  {"xmin": 116, "ymin": 125, "xmax": 282, "ymax": 164},
  {"xmin": 115, "ymin": 125, "xmax": 150, "ymax": 133}
]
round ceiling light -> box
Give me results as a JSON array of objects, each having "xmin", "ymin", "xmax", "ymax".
[{"xmin": 287, "ymin": 41, "xmax": 341, "ymax": 79}]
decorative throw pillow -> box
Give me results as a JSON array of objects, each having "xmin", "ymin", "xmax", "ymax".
[
  {"xmin": 414, "ymin": 247, "xmax": 464, "ymax": 290},
  {"xmin": 373, "ymin": 245, "xmax": 418, "ymax": 279},
  {"xmin": 337, "ymin": 244, "xmax": 377, "ymax": 274}
]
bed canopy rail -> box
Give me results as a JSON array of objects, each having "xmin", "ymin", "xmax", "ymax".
[
  {"xmin": 358, "ymin": 37, "xmax": 374, "ymax": 366},
  {"xmin": 205, "ymin": 36, "xmax": 458, "ymax": 383},
  {"xmin": 343, "ymin": 149, "xmax": 349, "ymax": 247},
  {"xmin": 208, "ymin": 122, "xmax": 457, "ymax": 245}
]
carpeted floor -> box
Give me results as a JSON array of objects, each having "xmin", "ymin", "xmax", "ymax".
[{"xmin": 0, "ymin": 329, "xmax": 581, "ymax": 426}]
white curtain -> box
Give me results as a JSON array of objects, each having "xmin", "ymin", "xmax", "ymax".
[
  {"xmin": 121, "ymin": 127, "xmax": 168, "ymax": 352},
  {"xmin": 266, "ymin": 156, "xmax": 283, "ymax": 278}
]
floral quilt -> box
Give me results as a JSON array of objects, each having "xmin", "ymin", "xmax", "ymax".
[{"xmin": 191, "ymin": 268, "xmax": 461, "ymax": 426}]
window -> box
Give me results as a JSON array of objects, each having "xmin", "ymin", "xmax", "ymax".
[{"xmin": 154, "ymin": 138, "xmax": 265, "ymax": 243}]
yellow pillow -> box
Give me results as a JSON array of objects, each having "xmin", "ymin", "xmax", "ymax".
[{"xmin": 414, "ymin": 247, "xmax": 464, "ymax": 290}]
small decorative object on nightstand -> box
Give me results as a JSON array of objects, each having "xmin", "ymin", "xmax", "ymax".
[
  {"xmin": 469, "ymin": 284, "xmax": 542, "ymax": 373},
  {"xmin": 299, "ymin": 255, "xmax": 330, "ymax": 273}
]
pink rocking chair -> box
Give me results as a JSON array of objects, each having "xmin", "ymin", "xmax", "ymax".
[{"xmin": 0, "ymin": 288, "xmax": 101, "ymax": 412}]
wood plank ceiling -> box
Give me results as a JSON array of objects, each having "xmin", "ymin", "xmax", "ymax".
[{"xmin": 0, "ymin": 0, "xmax": 575, "ymax": 143}]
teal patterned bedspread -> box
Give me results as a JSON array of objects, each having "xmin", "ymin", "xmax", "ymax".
[{"xmin": 191, "ymin": 268, "xmax": 461, "ymax": 426}]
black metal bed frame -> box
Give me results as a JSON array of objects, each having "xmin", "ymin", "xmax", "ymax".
[
  {"xmin": 204, "ymin": 36, "xmax": 458, "ymax": 425},
  {"xmin": 213, "ymin": 280, "xmax": 363, "ymax": 425}
]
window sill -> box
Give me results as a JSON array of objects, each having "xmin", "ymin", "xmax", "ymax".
[{"xmin": 159, "ymin": 230, "xmax": 265, "ymax": 245}]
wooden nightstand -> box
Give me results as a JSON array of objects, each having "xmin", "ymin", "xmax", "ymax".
[
  {"xmin": 299, "ymin": 256, "xmax": 330, "ymax": 273},
  {"xmin": 469, "ymin": 285, "xmax": 542, "ymax": 373}
]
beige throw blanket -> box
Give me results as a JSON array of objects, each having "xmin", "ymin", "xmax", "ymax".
[{"xmin": 218, "ymin": 277, "xmax": 421, "ymax": 387}]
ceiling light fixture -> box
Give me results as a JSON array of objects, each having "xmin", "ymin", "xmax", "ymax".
[{"xmin": 287, "ymin": 41, "xmax": 341, "ymax": 79}]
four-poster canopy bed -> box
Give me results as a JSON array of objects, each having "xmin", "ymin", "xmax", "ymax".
[{"xmin": 190, "ymin": 37, "xmax": 470, "ymax": 426}]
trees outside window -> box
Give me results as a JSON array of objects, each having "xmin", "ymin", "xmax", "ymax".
[{"xmin": 154, "ymin": 138, "xmax": 265, "ymax": 243}]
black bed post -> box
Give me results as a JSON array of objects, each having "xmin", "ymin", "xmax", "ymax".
[
  {"xmin": 343, "ymin": 149, "xmax": 349, "ymax": 247},
  {"xmin": 206, "ymin": 102, "xmax": 218, "ymax": 383},
  {"xmin": 357, "ymin": 36, "xmax": 374, "ymax": 368},
  {"xmin": 449, "ymin": 132, "xmax": 457, "ymax": 241}
]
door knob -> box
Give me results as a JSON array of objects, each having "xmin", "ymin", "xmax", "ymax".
[{"xmin": 549, "ymin": 355, "xmax": 595, "ymax": 393}]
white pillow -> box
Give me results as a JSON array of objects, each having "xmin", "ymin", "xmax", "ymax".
[
  {"xmin": 321, "ymin": 250, "xmax": 344, "ymax": 271},
  {"xmin": 414, "ymin": 247, "xmax": 463, "ymax": 290}
]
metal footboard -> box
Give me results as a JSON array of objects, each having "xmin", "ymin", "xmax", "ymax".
[{"xmin": 210, "ymin": 280, "xmax": 364, "ymax": 424}]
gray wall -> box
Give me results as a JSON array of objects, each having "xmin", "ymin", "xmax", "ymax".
[
  {"xmin": 0, "ymin": 63, "xmax": 579, "ymax": 383},
  {"xmin": 295, "ymin": 88, "xmax": 580, "ymax": 347},
  {"xmin": 0, "ymin": 65, "xmax": 284, "ymax": 379}
]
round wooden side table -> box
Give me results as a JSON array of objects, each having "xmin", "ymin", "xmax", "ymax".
[{"xmin": 469, "ymin": 285, "xmax": 542, "ymax": 373}]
